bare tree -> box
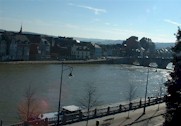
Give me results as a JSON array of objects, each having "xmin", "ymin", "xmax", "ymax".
[
  {"xmin": 157, "ymin": 78, "xmax": 166, "ymax": 111},
  {"xmin": 17, "ymin": 85, "xmax": 40, "ymax": 122},
  {"xmin": 125, "ymin": 82, "xmax": 137, "ymax": 119},
  {"xmin": 78, "ymin": 83, "xmax": 100, "ymax": 126}
]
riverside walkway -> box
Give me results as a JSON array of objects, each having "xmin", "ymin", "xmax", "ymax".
[
  {"xmin": 10, "ymin": 97, "xmax": 165, "ymax": 126},
  {"xmin": 66, "ymin": 103, "xmax": 165, "ymax": 126},
  {"xmin": 53, "ymin": 97, "xmax": 165, "ymax": 126}
]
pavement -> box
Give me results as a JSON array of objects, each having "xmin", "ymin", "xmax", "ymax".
[{"xmin": 65, "ymin": 103, "xmax": 165, "ymax": 126}]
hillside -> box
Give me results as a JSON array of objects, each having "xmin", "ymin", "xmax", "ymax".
[{"xmin": 73, "ymin": 37, "xmax": 123, "ymax": 44}]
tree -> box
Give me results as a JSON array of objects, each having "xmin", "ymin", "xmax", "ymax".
[
  {"xmin": 125, "ymin": 82, "xmax": 137, "ymax": 119},
  {"xmin": 78, "ymin": 83, "xmax": 100, "ymax": 126},
  {"xmin": 164, "ymin": 27, "xmax": 181, "ymax": 126},
  {"xmin": 140, "ymin": 37, "xmax": 155, "ymax": 53},
  {"xmin": 17, "ymin": 85, "xmax": 40, "ymax": 122},
  {"xmin": 157, "ymin": 82, "xmax": 164, "ymax": 111}
]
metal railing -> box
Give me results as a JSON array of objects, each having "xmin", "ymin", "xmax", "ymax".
[{"xmin": 10, "ymin": 96, "xmax": 165, "ymax": 126}]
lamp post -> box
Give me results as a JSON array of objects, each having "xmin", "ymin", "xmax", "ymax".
[{"xmin": 57, "ymin": 62, "xmax": 73, "ymax": 126}]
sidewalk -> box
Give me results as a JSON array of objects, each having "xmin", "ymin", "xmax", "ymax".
[{"xmin": 65, "ymin": 103, "xmax": 165, "ymax": 126}]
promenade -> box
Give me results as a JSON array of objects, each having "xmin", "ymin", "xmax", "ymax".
[
  {"xmin": 65, "ymin": 103, "xmax": 165, "ymax": 126},
  {"xmin": 10, "ymin": 98, "xmax": 165, "ymax": 126}
]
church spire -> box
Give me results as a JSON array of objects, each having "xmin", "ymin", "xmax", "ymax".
[{"xmin": 19, "ymin": 24, "xmax": 22, "ymax": 34}]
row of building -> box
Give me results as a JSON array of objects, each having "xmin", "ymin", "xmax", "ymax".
[
  {"xmin": 0, "ymin": 29, "xmax": 103, "ymax": 61},
  {"xmin": 0, "ymin": 28, "xmax": 171, "ymax": 61}
]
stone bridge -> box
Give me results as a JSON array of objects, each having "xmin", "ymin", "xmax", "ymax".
[{"xmin": 108, "ymin": 57, "xmax": 173, "ymax": 69}]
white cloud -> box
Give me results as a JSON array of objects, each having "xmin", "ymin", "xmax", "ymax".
[
  {"xmin": 164, "ymin": 19, "xmax": 181, "ymax": 26},
  {"xmin": 68, "ymin": 3, "xmax": 106, "ymax": 15}
]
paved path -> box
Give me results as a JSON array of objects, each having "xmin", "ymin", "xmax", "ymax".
[{"xmin": 65, "ymin": 103, "xmax": 165, "ymax": 126}]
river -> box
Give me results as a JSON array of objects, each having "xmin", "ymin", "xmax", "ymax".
[{"xmin": 0, "ymin": 64, "xmax": 170, "ymax": 124}]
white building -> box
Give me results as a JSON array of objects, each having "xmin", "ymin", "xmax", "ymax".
[
  {"xmin": 38, "ymin": 37, "xmax": 51, "ymax": 60},
  {"xmin": 71, "ymin": 43, "xmax": 91, "ymax": 60}
]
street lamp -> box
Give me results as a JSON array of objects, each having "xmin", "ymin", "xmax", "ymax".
[{"xmin": 57, "ymin": 62, "xmax": 73, "ymax": 126}]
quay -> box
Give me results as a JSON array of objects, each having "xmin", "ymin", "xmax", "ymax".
[
  {"xmin": 10, "ymin": 96, "xmax": 165, "ymax": 126},
  {"xmin": 0, "ymin": 57, "xmax": 172, "ymax": 69},
  {"xmin": 0, "ymin": 59, "xmax": 107, "ymax": 64}
]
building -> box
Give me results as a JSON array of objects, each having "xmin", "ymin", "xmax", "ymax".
[
  {"xmin": 71, "ymin": 41, "xmax": 92, "ymax": 60},
  {"xmin": 51, "ymin": 37, "xmax": 77, "ymax": 60},
  {"xmin": 14, "ymin": 34, "xmax": 30, "ymax": 60},
  {"xmin": 122, "ymin": 36, "xmax": 141, "ymax": 57},
  {"xmin": 0, "ymin": 33, "xmax": 7, "ymax": 61},
  {"xmin": 27, "ymin": 34, "xmax": 41, "ymax": 60},
  {"xmin": 0, "ymin": 30, "xmax": 30, "ymax": 61},
  {"xmin": 71, "ymin": 42, "xmax": 103, "ymax": 60},
  {"xmin": 93, "ymin": 44, "xmax": 102, "ymax": 58},
  {"xmin": 100, "ymin": 44, "xmax": 122, "ymax": 57},
  {"xmin": 37, "ymin": 37, "xmax": 51, "ymax": 60}
]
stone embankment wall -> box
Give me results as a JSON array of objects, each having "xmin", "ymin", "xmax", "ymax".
[{"xmin": 0, "ymin": 59, "xmax": 108, "ymax": 64}]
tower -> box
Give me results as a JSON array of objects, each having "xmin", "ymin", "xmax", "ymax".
[{"xmin": 19, "ymin": 24, "xmax": 22, "ymax": 34}]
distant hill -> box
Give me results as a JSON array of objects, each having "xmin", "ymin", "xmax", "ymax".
[
  {"xmin": 155, "ymin": 42, "xmax": 174, "ymax": 49},
  {"xmin": 73, "ymin": 37, "xmax": 123, "ymax": 44},
  {"xmin": 74, "ymin": 37, "xmax": 175, "ymax": 49}
]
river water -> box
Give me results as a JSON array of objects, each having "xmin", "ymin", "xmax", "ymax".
[{"xmin": 0, "ymin": 64, "xmax": 170, "ymax": 124}]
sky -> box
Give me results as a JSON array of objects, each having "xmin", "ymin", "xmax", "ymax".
[{"xmin": 0, "ymin": 0, "xmax": 181, "ymax": 42}]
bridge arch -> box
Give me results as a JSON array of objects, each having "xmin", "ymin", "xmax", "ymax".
[
  {"xmin": 108, "ymin": 57, "xmax": 173, "ymax": 69},
  {"xmin": 156, "ymin": 59, "xmax": 172, "ymax": 69},
  {"xmin": 166, "ymin": 62, "xmax": 174, "ymax": 70},
  {"xmin": 132, "ymin": 60, "xmax": 140, "ymax": 66},
  {"xmin": 149, "ymin": 62, "xmax": 158, "ymax": 68}
]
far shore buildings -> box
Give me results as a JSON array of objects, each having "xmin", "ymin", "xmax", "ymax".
[
  {"xmin": 121, "ymin": 36, "xmax": 156, "ymax": 58},
  {"xmin": 0, "ymin": 31, "xmax": 30, "ymax": 61},
  {"xmin": 10, "ymin": 34, "xmax": 30, "ymax": 60},
  {"xmin": 71, "ymin": 41, "xmax": 92, "ymax": 60},
  {"xmin": 0, "ymin": 29, "xmax": 172, "ymax": 61},
  {"xmin": 71, "ymin": 42, "xmax": 102, "ymax": 60},
  {"xmin": 0, "ymin": 29, "xmax": 105, "ymax": 61},
  {"xmin": 27, "ymin": 34, "xmax": 51, "ymax": 60}
]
